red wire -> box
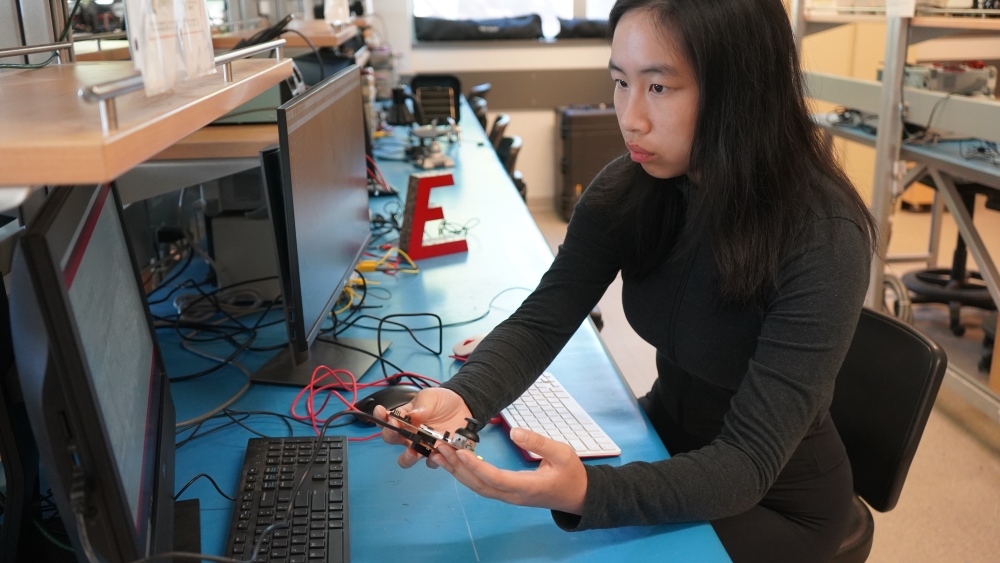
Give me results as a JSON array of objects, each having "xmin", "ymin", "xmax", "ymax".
[{"xmin": 289, "ymin": 365, "xmax": 440, "ymax": 438}]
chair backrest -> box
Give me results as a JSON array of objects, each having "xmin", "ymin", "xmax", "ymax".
[
  {"xmin": 469, "ymin": 82, "xmax": 492, "ymax": 100},
  {"xmin": 829, "ymin": 308, "xmax": 947, "ymax": 513},
  {"xmin": 410, "ymin": 74, "xmax": 462, "ymax": 122},
  {"xmin": 470, "ymin": 97, "xmax": 489, "ymax": 131},
  {"xmin": 497, "ymin": 135, "xmax": 522, "ymax": 174},
  {"xmin": 489, "ymin": 114, "xmax": 510, "ymax": 151}
]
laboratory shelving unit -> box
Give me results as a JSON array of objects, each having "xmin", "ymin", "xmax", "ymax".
[{"xmin": 790, "ymin": 1, "xmax": 1000, "ymax": 421}]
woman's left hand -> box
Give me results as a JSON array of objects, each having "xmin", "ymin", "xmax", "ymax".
[{"xmin": 430, "ymin": 427, "xmax": 588, "ymax": 515}]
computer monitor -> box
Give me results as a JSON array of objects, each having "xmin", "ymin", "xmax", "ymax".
[
  {"xmin": 9, "ymin": 183, "xmax": 176, "ymax": 562},
  {"xmin": 253, "ymin": 65, "xmax": 386, "ymax": 386}
]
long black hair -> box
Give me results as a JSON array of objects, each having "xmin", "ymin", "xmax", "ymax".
[{"xmin": 601, "ymin": 0, "xmax": 877, "ymax": 307}]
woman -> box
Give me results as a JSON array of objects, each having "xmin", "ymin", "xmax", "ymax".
[{"xmin": 376, "ymin": 0, "xmax": 877, "ymax": 561}]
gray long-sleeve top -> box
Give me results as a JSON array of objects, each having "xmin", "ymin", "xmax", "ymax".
[{"xmin": 441, "ymin": 156, "xmax": 871, "ymax": 530}]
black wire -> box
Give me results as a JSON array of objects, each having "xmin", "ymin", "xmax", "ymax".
[
  {"xmin": 317, "ymin": 336, "xmax": 405, "ymax": 373},
  {"xmin": 281, "ymin": 29, "xmax": 325, "ymax": 81},
  {"xmin": 173, "ymin": 473, "xmax": 236, "ymax": 502},
  {"xmin": 146, "ymin": 251, "xmax": 196, "ymax": 304},
  {"xmin": 376, "ymin": 313, "xmax": 443, "ymax": 379}
]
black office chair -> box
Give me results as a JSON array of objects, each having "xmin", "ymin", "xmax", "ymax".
[
  {"xmin": 511, "ymin": 170, "xmax": 527, "ymax": 202},
  {"xmin": 902, "ymin": 180, "xmax": 998, "ymax": 336},
  {"xmin": 469, "ymin": 82, "xmax": 492, "ymax": 101},
  {"xmin": 828, "ymin": 308, "xmax": 948, "ymax": 563},
  {"xmin": 489, "ymin": 114, "xmax": 511, "ymax": 152},
  {"xmin": 497, "ymin": 135, "xmax": 522, "ymax": 175},
  {"xmin": 471, "ymin": 97, "xmax": 490, "ymax": 131},
  {"xmin": 410, "ymin": 74, "xmax": 462, "ymax": 123}
]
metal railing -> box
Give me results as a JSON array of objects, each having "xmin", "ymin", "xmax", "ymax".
[
  {"xmin": 0, "ymin": 41, "xmax": 72, "ymax": 63},
  {"xmin": 78, "ymin": 38, "xmax": 285, "ymax": 134}
]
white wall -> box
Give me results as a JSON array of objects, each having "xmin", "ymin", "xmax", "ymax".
[{"xmin": 371, "ymin": 0, "xmax": 612, "ymax": 211}]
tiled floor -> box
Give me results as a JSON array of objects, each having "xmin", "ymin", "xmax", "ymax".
[{"xmin": 529, "ymin": 200, "xmax": 1000, "ymax": 563}]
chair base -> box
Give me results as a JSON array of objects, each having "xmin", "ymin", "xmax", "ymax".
[
  {"xmin": 832, "ymin": 495, "xmax": 874, "ymax": 563},
  {"xmin": 902, "ymin": 268, "xmax": 995, "ymax": 336}
]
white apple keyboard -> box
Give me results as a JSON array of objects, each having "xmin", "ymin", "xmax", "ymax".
[{"xmin": 500, "ymin": 372, "xmax": 621, "ymax": 460}]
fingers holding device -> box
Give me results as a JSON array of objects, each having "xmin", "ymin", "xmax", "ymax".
[
  {"xmin": 438, "ymin": 427, "xmax": 588, "ymax": 515},
  {"xmin": 373, "ymin": 387, "xmax": 478, "ymax": 468}
]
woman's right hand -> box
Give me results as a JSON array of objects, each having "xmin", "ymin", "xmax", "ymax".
[{"xmin": 374, "ymin": 387, "xmax": 474, "ymax": 469}]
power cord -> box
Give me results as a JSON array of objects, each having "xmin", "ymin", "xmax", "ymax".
[{"xmin": 173, "ymin": 473, "xmax": 236, "ymax": 502}]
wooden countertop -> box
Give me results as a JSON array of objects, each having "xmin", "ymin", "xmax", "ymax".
[
  {"xmin": 151, "ymin": 124, "xmax": 278, "ymax": 160},
  {"xmin": 0, "ymin": 58, "xmax": 292, "ymax": 186}
]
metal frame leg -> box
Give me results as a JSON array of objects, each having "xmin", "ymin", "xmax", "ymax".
[{"xmin": 866, "ymin": 16, "xmax": 911, "ymax": 310}]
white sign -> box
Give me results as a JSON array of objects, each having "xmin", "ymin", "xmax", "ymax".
[
  {"xmin": 886, "ymin": 0, "xmax": 916, "ymax": 18},
  {"xmin": 125, "ymin": 0, "xmax": 215, "ymax": 97}
]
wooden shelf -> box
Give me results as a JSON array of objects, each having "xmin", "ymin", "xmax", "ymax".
[
  {"xmin": 912, "ymin": 15, "xmax": 1000, "ymax": 31},
  {"xmin": 804, "ymin": 10, "xmax": 1000, "ymax": 31},
  {"xmin": 151, "ymin": 124, "xmax": 278, "ymax": 160},
  {"xmin": 0, "ymin": 58, "xmax": 292, "ymax": 186},
  {"xmin": 804, "ymin": 11, "xmax": 884, "ymax": 25},
  {"xmin": 213, "ymin": 21, "xmax": 357, "ymax": 49}
]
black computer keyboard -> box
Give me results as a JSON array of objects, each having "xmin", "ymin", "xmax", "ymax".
[{"xmin": 225, "ymin": 436, "xmax": 349, "ymax": 563}]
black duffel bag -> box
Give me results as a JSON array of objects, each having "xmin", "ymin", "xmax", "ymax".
[
  {"xmin": 557, "ymin": 18, "xmax": 609, "ymax": 39},
  {"xmin": 414, "ymin": 14, "xmax": 543, "ymax": 41}
]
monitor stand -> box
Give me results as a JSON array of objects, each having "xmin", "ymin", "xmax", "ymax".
[{"xmin": 251, "ymin": 338, "xmax": 390, "ymax": 387}]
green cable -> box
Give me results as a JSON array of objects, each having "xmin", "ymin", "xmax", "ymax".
[
  {"xmin": 33, "ymin": 518, "xmax": 75, "ymax": 552},
  {"xmin": 0, "ymin": 0, "xmax": 84, "ymax": 70}
]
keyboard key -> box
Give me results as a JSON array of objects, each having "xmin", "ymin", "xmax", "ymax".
[
  {"xmin": 328, "ymin": 521, "xmax": 343, "ymax": 529},
  {"xmin": 311, "ymin": 513, "xmax": 325, "ymax": 521},
  {"xmin": 237, "ymin": 520, "xmax": 248, "ymax": 531},
  {"xmin": 329, "ymin": 511, "xmax": 343, "ymax": 520},
  {"xmin": 292, "ymin": 535, "xmax": 307, "ymax": 544},
  {"xmin": 295, "ymin": 492, "xmax": 309, "ymax": 508},
  {"xmin": 272, "ymin": 549, "xmax": 288, "ymax": 557},
  {"xmin": 312, "ymin": 473, "xmax": 326, "ymax": 481},
  {"xmin": 248, "ymin": 468, "xmax": 259, "ymax": 475},
  {"xmin": 328, "ymin": 503, "xmax": 343, "ymax": 511},
  {"xmin": 329, "ymin": 480, "xmax": 343, "ymax": 488},
  {"xmin": 310, "ymin": 522, "xmax": 325, "ymax": 530},
  {"xmin": 327, "ymin": 531, "xmax": 344, "ymax": 562},
  {"xmin": 278, "ymin": 491, "xmax": 292, "ymax": 503},
  {"xmin": 260, "ymin": 492, "xmax": 275, "ymax": 508},
  {"xmin": 309, "ymin": 540, "xmax": 325, "ymax": 549},
  {"xmin": 290, "ymin": 556, "xmax": 306, "ymax": 563},
  {"xmin": 293, "ymin": 508, "xmax": 309, "ymax": 517},
  {"xmin": 310, "ymin": 530, "xmax": 326, "ymax": 539},
  {"xmin": 292, "ymin": 527, "xmax": 307, "ymax": 535},
  {"xmin": 273, "ymin": 538, "xmax": 288, "ymax": 547},
  {"xmin": 293, "ymin": 518, "xmax": 308, "ymax": 526},
  {"xmin": 309, "ymin": 550, "xmax": 325, "ymax": 558},
  {"xmin": 235, "ymin": 533, "xmax": 247, "ymax": 543},
  {"xmin": 266, "ymin": 467, "xmax": 279, "ymax": 474},
  {"xmin": 311, "ymin": 493, "xmax": 325, "ymax": 512},
  {"xmin": 232, "ymin": 545, "xmax": 245, "ymax": 554},
  {"xmin": 274, "ymin": 529, "xmax": 289, "ymax": 538}
]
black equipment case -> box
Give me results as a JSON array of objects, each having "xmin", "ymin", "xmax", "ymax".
[{"xmin": 554, "ymin": 105, "xmax": 623, "ymax": 221}]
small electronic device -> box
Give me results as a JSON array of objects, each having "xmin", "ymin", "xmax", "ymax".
[
  {"xmin": 387, "ymin": 412, "xmax": 482, "ymax": 457},
  {"xmin": 256, "ymin": 65, "xmax": 389, "ymax": 387},
  {"xmin": 500, "ymin": 372, "xmax": 621, "ymax": 460},
  {"xmin": 9, "ymin": 183, "xmax": 178, "ymax": 562},
  {"xmin": 903, "ymin": 62, "xmax": 997, "ymax": 96},
  {"xmin": 225, "ymin": 436, "xmax": 350, "ymax": 563}
]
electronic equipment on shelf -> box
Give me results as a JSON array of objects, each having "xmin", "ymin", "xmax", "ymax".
[
  {"xmin": 500, "ymin": 372, "xmax": 621, "ymax": 460},
  {"xmin": 225, "ymin": 436, "xmax": 350, "ymax": 563}
]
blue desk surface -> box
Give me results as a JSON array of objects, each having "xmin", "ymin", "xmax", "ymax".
[{"xmin": 168, "ymin": 103, "xmax": 731, "ymax": 562}]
